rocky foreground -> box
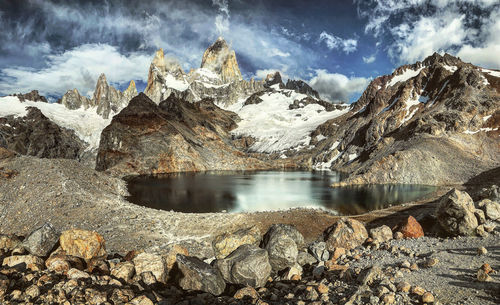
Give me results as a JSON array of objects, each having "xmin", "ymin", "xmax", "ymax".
[{"xmin": 1, "ymin": 182, "xmax": 499, "ymax": 304}]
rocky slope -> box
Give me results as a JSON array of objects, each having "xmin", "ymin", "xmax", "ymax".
[
  {"xmin": 311, "ymin": 53, "xmax": 500, "ymax": 185},
  {"xmin": 95, "ymin": 93, "xmax": 273, "ymax": 176},
  {"xmin": 0, "ymin": 107, "xmax": 84, "ymax": 159}
]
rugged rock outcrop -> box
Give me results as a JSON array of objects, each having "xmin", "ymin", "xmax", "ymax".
[
  {"xmin": 0, "ymin": 107, "xmax": 85, "ymax": 159},
  {"xmin": 286, "ymin": 79, "xmax": 320, "ymax": 99},
  {"xmin": 12, "ymin": 90, "xmax": 48, "ymax": 103},
  {"xmin": 60, "ymin": 88, "xmax": 93, "ymax": 110},
  {"xmin": 314, "ymin": 53, "xmax": 500, "ymax": 185},
  {"xmin": 437, "ymin": 189, "xmax": 478, "ymax": 236},
  {"xmin": 95, "ymin": 93, "xmax": 271, "ymax": 176},
  {"xmin": 200, "ymin": 37, "xmax": 242, "ymax": 83}
]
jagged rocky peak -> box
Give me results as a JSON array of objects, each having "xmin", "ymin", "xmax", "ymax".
[
  {"xmin": 285, "ymin": 79, "xmax": 320, "ymax": 99},
  {"xmin": 123, "ymin": 80, "xmax": 138, "ymax": 101},
  {"xmin": 94, "ymin": 73, "xmax": 128, "ymax": 119},
  {"xmin": 200, "ymin": 37, "xmax": 242, "ymax": 83},
  {"xmin": 61, "ymin": 88, "xmax": 93, "ymax": 110},
  {"xmin": 264, "ymin": 71, "xmax": 284, "ymax": 88},
  {"xmin": 12, "ymin": 90, "xmax": 48, "ymax": 103}
]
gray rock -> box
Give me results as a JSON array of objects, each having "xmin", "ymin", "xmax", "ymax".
[
  {"xmin": 22, "ymin": 222, "xmax": 59, "ymax": 257},
  {"xmin": 474, "ymin": 209, "xmax": 487, "ymax": 224},
  {"xmin": 360, "ymin": 265, "xmax": 384, "ymax": 286},
  {"xmin": 308, "ymin": 241, "xmax": 330, "ymax": 262},
  {"xmin": 477, "ymin": 199, "xmax": 500, "ymax": 220},
  {"xmin": 369, "ymin": 225, "xmax": 393, "ymax": 243},
  {"xmin": 212, "ymin": 226, "xmax": 261, "ymax": 259},
  {"xmin": 437, "ymin": 189, "xmax": 478, "ymax": 236},
  {"xmin": 262, "ymin": 224, "xmax": 304, "ymax": 272},
  {"xmin": 215, "ymin": 244, "xmax": 271, "ymax": 288},
  {"xmin": 262, "ymin": 224, "xmax": 305, "ymax": 248},
  {"xmin": 176, "ymin": 254, "xmax": 225, "ymax": 296},
  {"xmin": 297, "ymin": 250, "xmax": 317, "ymax": 266}
]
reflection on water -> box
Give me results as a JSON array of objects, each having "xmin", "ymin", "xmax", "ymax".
[{"xmin": 125, "ymin": 171, "xmax": 436, "ymax": 215}]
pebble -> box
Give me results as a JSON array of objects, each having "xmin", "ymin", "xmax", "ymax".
[
  {"xmin": 411, "ymin": 286, "xmax": 426, "ymax": 296},
  {"xmin": 382, "ymin": 293, "xmax": 395, "ymax": 304},
  {"xmin": 396, "ymin": 281, "xmax": 411, "ymax": 293},
  {"xmin": 477, "ymin": 247, "xmax": 487, "ymax": 255},
  {"xmin": 424, "ymin": 258, "xmax": 439, "ymax": 268},
  {"xmin": 422, "ymin": 292, "xmax": 435, "ymax": 303}
]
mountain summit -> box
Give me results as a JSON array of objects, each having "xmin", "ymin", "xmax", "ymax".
[{"xmin": 200, "ymin": 37, "xmax": 242, "ymax": 83}]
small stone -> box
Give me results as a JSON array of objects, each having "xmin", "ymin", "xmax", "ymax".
[
  {"xmin": 369, "ymin": 225, "xmax": 393, "ymax": 243},
  {"xmin": 400, "ymin": 261, "xmax": 410, "ymax": 269},
  {"xmin": 309, "ymin": 241, "xmax": 330, "ymax": 262},
  {"xmin": 476, "ymin": 225, "xmax": 489, "ymax": 237},
  {"xmin": 0, "ymin": 235, "xmax": 21, "ymax": 251},
  {"xmin": 477, "ymin": 247, "xmax": 488, "ymax": 255},
  {"xmin": 45, "ymin": 254, "xmax": 85, "ymax": 274},
  {"xmin": 111, "ymin": 261, "xmax": 135, "ymax": 282},
  {"xmin": 25, "ymin": 285, "xmax": 40, "ymax": 299},
  {"xmin": 410, "ymin": 263, "xmax": 419, "ymax": 271},
  {"xmin": 424, "ymin": 258, "xmax": 439, "ymax": 268},
  {"xmin": 133, "ymin": 252, "xmax": 167, "ymax": 284},
  {"xmin": 128, "ymin": 295, "xmax": 154, "ymax": 305},
  {"xmin": 382, "ymin": 293, "xmax": 395, "ymax": 304},
  {"xmin": 477, "ymin": 199, "xmax": 500, "ymax": 220},
  {"xmin": 305, "ymin": 287, "xmax": 319, "ymax": 301},
  {"xmin": 212, "ymin": 226, "xmax": 261, "ymax": 259},
  {"xmin": 422, "ymin": 292, "xmax": 435, "ymax": 303},
  {"xmin": 317, "ymin": 283, "xmax": 329, "ymax": 294},
  {"xmin": 297, "ymin": 250, "xmax": 317, "ymax": 266},
  {"xmin": 480, "ymin": 263, "xmax": 493, "ymax": 274},
  {"xmin": 411, "ymin": 286, "xmax": 426, "ymax": 296},
  {"xmin": 22, "ymin": 222, "xmax": 59, "ymax": 257},
  {"xmin": 141, "ymin": 271, "xmax": 157, "ymax": 285},
  {"xmin": 331, "ymin": 247, "xmax": 346, "ymax": 261},
  {"xmin": 377, "ymin": 286, "xmax": 390, "ymax": 297},
  {"xmin": 67, "ymin": 268, "xmax": 90, "ymax": 279},
  {"xmin": 324, "ymin": 218, "xmax": 368, "ymax": 250},
  {"xmin": 396, "ymin": 281, "xmax": 411, "ymax": 293},
  {"xmin": 2, "ymin": 255, "xmax": 44, "ymax": 271},
  {"xmin": 234, "ymin": 286, "xmax": 259, "ymax": 300},
  {"xmin": 393, "ymin": 232, "xmax": 404, "ymax": 240},
  {"xmin": 477, "ymin": 269, "xmax": 492, "ymax": 282}
]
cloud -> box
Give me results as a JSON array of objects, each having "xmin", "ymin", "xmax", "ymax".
[
  {"xmin": 308, "ymin": 70, "xmax": 370, "ymax": 103},
  {"xmin": 318, "ymin": 32, "xmax": 358, "ymax": 54},
  {"xmin": 212, "ymin": 0, "xmax": 230, "ymax": 35},
  {"xmin": 270, "ymin": 48, "xmax": 291, "ymax": 57},
  {"xmin": 254, "ymin": 69, "xmax": 290, "ymax": 81},
  {"xmin": 357, "ymin": 0, "xmax": 500, "ymax": 68},
  {"xmin": 0, "ymin": 44, "xmax": 150, "ymax": 97},
  {"xmin": 363, "ymin": 54, "xmax": 376, "ymax": 63}
]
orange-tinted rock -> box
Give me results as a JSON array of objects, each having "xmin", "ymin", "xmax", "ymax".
[
  {"xmin": 395, "ymin": 216, "xmax": 424, "ymax": 238},
  {"xmin": 59, "ymin": 229, "xmax": 106, "ymax": 260},
  {"xmin": 324, "ymin": 218, "xmax": 368, "ymax": 250}
]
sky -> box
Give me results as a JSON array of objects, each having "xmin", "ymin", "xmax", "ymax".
[{"xmin": 0, "ymin": 0, "xmax": 499, "ymax": 103}]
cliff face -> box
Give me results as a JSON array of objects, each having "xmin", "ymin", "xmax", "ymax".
[
  {"xmin": 95, "ymin": 93, "xmax": 271, "ymax": 176},
  {"xmin": 310, "ymin": 53, "xmax": 500, "ymax": 185},
  {"xmin": 200, "ymin": 37, "xmax": 242, "ymax": 83}
]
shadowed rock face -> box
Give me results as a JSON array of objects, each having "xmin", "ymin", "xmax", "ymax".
[
  {"xmin": 96, "ymin": 93, "xmax": 270, "ymax": 176},
  {"xmin": 201, "ymin": 37, "xmax": 242, "ymax": 83},
  {"xmin": 12, "ymin": 90, "xmax": 48, "ymax": 103},
  {"xmin": 0, "ymin": 107, "xmax": 84, "ymax": 159},
  {"xmin": 311, "ymin": 53, "xmax": 500, "ymax": 185}
]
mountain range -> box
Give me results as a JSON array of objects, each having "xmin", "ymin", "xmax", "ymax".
[{"xmin": 0, "ymin": 37, "xmax": 499, "ymax": 186}]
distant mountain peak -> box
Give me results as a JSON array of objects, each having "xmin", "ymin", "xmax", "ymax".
[{"xmin": 201, "ymin": 37, "xmax": 242, "ymax": 83}]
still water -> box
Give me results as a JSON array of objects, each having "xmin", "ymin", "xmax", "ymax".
[{"xmin": 126, "ymin": 171, "xmax": 436, "ymax": 215}]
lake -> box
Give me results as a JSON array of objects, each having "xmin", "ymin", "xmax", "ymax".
[{"xmin": 125, "ymin": 171, "xmax": 436, "ymax": 215}]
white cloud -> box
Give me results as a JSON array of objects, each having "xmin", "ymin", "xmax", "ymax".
[
  {"xmin": 389, "ymin": 12, "xmax": 468, "ymax": 64},
  {"xmin": 363, "ymin": 54, "xmax": 376, "ymax": 63},
  {"xmin": 213, "ymin": 0, "xmax": 230, "ymax": 35},
  {"xmin": 0, "ymin": 44, "xmax": 150, "ymax": 97},
  {"xmin": 318, "ymin": 32, "xmax": 358, "ymax": 54},
  {"xmin": 270, "ymin": 48, "xmax": 291, "ymax": 57},
  {"xmin": 308, "ymin": 69, "xmax": 370, "ymax": 103}
]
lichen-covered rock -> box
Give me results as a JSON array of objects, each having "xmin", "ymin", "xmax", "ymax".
[
  {"xmin": 45, "ymin": 253, "xmax": 84, "ymax": 274},
  {"xmin": 477, "ymin": 199, "xmax": 500, "ymax": 220},
  {"xmin": 22, "ymin": 222, "xmax": 59, "ymax": 257},
  {"xmin": 133, "ymin": 253, "xmax": 167, "ymax": 284},
  {"xmin": 176, "ymin": 254, "xmax": 226, "ymax": 296},
  {"xmin": 262, "ymin": 224, "xmax": 304, "ymax": 272},
  {"xmin": 111, "ymin": 261, "xmax": 135, "ymax": 282},
  {"xmin": 212, "ymin": 226, "xmax": 261, "ymax": 259},
  {"xmin": 59, "ymin": 229, "xmax": 106, "ymax": 260},
  {"xmin": 0, "ymin": 235, "xmax": 21, "ymax": 251},
  {"xmin": 215, "ymin": 244, "xmax": 271, "ymax": 288},
  {"xmin": 369, "ymin": 225, "xmax": 393, "ymax": 243},
  {"xmin": 394, "ymin": 216, "xmax": 424, "ymax": 239},
  {"xmin": 308, "ymin": 241, "xmax": 329, "ymax": 262},
  {"xmin": 324, "ymin": 218, "xmax": 368, "ymax": 250},
  {"xmin": 437, "ymin": 189, "xmax": 478, "ymax": 236}
]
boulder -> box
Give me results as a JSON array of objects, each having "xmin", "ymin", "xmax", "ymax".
[
  {"xmin": 297, "ymin": 251, "xmax": 318, "ymax": 266},
  {"xmin": 324, "ymin": 218, "xmax": 368, "ymax": 250},
  {"xmin": 477, "ymin": 199, "xmax": 500, "ymax": 220},
  {"xmin": 262, "ymin": 224, "xmax": 305, "ymax": 248},
  {"xmin": 67, "ymin": 268, "xmax": 90, "ymax": 280},
  {"xmin": 437, "ymin": 189, "xmax": 478, "ymax": 236},
  {"xmin": 133, "ymin": 253, "xmax": 167, "ymax": 284},
  {"xmin": 215, "ymin": 244, "xmax": 271, "ymax": 288},
  {"xmin": 164, "ymin": 245, "xmax": 189, "ymax": 278},
  {"xmin": 369, "ymin": 225, "xmax": 393, "ymax": 243},
  {"xmin": 262, "ymin": 224, "xmax": 304, "ymax": 272},
  {"xmin": 22, "ymin": 222, "xmax": 59, "ymax": 257},
  {"xmin": 59, "ymin": 229, "xmax": 106, "ymax": 260},
  {"xmin": 394, "ymin": 216, "xmax": 424, "ymax": 238},
  {"xmin": 176, "ymin": 254, "xmax": 226, "ymax": 296},
  {"xmin": 2, "ymin": 255, "xmax": 44, "ymax": 271},
  {"xmin": 212, "ymin": 226, "xmax": 261, "ymax": 259}
]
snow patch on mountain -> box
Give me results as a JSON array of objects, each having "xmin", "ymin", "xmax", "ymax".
[
  {"xmin": 0, "ymin": 96, "xmax": 111, "ymax": 150},
  {"xmin": 164, "ymin": 73, "xmax": 189, "ymax": 91},
  {"xmin": 481, "ymin": 68, "xmax": 500, "ymax": 78},
  {"xmin": 227, "ymin": 90, "xmax": 348, "ymax": 153},
  {"xmin": 388, "ymin": 67, "xmax": 424, "ymax": 87}
]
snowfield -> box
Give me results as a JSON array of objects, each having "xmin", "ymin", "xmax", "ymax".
[
  {"xmin": 0, "ymin": 96, "xmax": 111, "ymax": 150},
  {"xmin": 388, "ymin": 67, "xmax": 424, "ymax": 87},
  {"xmin": 227, "ymin": 89, "xmax": 348, "ymax": 153}
]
